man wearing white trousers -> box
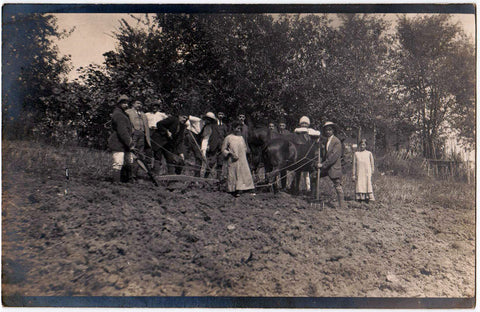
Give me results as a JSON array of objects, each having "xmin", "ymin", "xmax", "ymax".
[{"xmin": 108, "ymin": 95, "xmax": 134, "ymax": 183}]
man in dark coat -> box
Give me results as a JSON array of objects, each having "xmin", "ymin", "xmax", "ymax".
[
  {"xmin": 216, "ymin": 111, "xmax": 229, "ymax": 180},
  {"xmin": 278, "ymin": 120, "xmax": 290, "ymax": 135},
  {"xmin": 200, "ymin": 112, "xmax": 223, "ymax": 178},
  {"xmin": 238, "ymin": 114, "xmax": 249, "ymax": 144},
  {"xmin": 317, "ymin": 121, "xmax": 345, "ymax": 209},
  {"xmin": 151, "ymin": 113, "xmax": 188, "ymax": 174},
  {"xmin": 108, "ymin": 94, "xmax": 134, "ymax": 183},
  {"xmin": 217, "ymin": 112, "xmax": 229, "ymax": 138}
]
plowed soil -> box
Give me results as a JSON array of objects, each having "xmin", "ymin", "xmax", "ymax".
[{"xmin": 2, "ymin": 145, "xmax": 475, "ymax": 298}]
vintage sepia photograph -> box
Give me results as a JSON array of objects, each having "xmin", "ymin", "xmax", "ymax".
[{"xmin": 2, "ymin": 3, "xmax": 476, "ymax": 308}]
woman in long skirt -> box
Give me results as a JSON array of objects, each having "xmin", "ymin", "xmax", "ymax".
[
  {"xmin": 352, "ymin": 139, "xmax": 375, "ymax": 202},
  {"xmin": 221, "ymin": 121, "xmax": 255, "ymax": 197}
]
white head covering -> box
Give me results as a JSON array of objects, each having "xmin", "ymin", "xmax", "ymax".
[{"xmin": 299, "ymin": 116, "xmax": 310, "ymax": 126}]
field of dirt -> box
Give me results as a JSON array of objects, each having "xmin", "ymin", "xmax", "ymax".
[{"xmin": 2, "ymin": 142, "xmax": 476, "ymax": 301}]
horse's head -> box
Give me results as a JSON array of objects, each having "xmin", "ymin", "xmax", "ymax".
[
  {"xmin": 249, "ymin": 127, "xmax": 284, "ymax": 146},
  {"xmin": 248, "ymin": 127, "xmax": 269, "ymax": 147}
]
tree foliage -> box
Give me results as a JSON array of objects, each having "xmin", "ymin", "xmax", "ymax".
[
  {"xmin": 2, "ymin": 13, "xmax": 72, "ymax": 139},
  {"xmin": 395, "ymin": 14, "xmax": 475, "ymax": 157},
  {"xmin": 4, "ymin": 12, "xmax": 474, "ymax": 157}
]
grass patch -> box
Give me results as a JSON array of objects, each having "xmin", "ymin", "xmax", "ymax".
[
  {"xmin": 3, "ymin": 140, "xmax": 475, "ymax": 212},
  {"xmin": 3, "ymin": 140, "xmax": 112, "ymax": 181},
  {"xmin": 374, "ymin": 174, "xmax": 475, "ymax": 210}
]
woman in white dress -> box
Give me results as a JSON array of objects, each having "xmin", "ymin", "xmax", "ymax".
[
  {"xmin": 352, "ymin": 139, "xmax": 375, "ymax": 202},
  {"xmin": 221, "ymin": 121, "xmax": 255, "ymax": 197}
]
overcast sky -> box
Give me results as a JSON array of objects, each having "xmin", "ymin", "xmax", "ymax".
[{"xmin": 53, "ymin": 13, "xmax": 475, "ymax": 81}]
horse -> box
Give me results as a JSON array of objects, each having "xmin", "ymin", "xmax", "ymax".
[
  {"xmin": 262, "ymin": 136, "xmax": 321, "ymax": 194},
  {"xmin": 248, "ymin": 127, "xmax": 282, "ymax": 172}
]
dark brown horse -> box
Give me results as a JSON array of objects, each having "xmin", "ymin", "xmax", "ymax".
[
  {"xmin": 262, "ymin": 136, "xmax": 320, "ymax": 194},
  {"xmin": 248, "ymin": 127, "xmax": 282, "ymax": 171}
]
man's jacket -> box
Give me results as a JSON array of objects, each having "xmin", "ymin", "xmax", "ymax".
[
  {"xmin": 108, "ymin": 107, "xmax": 133, "ymax": 152},
  {"xmin": 126, "ymin": 108, "xmax": 151, "ymax": 148},
  {"xmin": 153, "ymin": 116, "xmax": 187, "ymax": 154},
  {"xmin": 321, "ymin": 135, "xmax": 343, "ymax": 179}
]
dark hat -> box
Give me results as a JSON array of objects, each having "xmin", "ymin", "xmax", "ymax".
[
  {"xmin": 322, "ymin": 121, "xmax": 337, "ymax": 130},
  {"xmin": 117, "ymin": 94, "xmax": 130, "ymax": 104}
]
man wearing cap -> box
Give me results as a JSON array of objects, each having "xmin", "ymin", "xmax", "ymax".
[
  {"xmin": 126, "ymin": 100, "xmax": 151, "ymax": 178},
  {"xmin": 108, "ymin": 95, "xmax": 134, "ymax": 183},
  {"xmin": 200, "ymin": 112, "xmax": 223, "ymax": 178},
  {"xmin": 152, "ymin": 113, "xmax": 188, "ymax": 175},
  {"xmin": 317, "ymin": 121, "xmax": 345, "ymax": 209}
]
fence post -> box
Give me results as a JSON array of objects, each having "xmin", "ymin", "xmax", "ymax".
[
  {"xmin": 466, "ymin": 160, "xmax": 471, "ymax": 184},
  {"xmin": 450, "ymin": 161, "xmax": 454, "ymax": 181}
]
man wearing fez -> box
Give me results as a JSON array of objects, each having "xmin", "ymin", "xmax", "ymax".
[{"xmin": 108, "ymin": 95, "xmax": 134, "ymax": 183}]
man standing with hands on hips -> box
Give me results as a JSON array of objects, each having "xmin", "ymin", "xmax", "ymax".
[{"xmin": 317, "ymin": 121, "xmax": 345, "ymax": 209}]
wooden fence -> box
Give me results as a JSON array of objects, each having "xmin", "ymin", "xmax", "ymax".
[{"xmin": 423, "ymin": 159, "xmax": 475, "ymax": 184}]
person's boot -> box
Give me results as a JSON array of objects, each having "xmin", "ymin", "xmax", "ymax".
[
  {"xmin": 216, "ymin": 169, "xmax": 224, "ymax": 182},
  {"xmin": 131, "ymin": 162, "xmax": 139, "ymax": 180},
  {"xmin": 112, "ymin": 169, "xmax": 122, "ymax": 183},
  {"xmin": 121, "ymin": 164, "xmax": 133, "ymax": 183}
]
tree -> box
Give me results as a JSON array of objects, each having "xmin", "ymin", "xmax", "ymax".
[
  {"xmin": 396, "ymin": 14, "xmax": 475, "ymax": 158},
  {"xmin": 319, "ymin": 14, "xmax": 394, "ymax": 139},
  {"xmin": 2, "ymin": 12, "xmax": 72, "ymax": 138},
  {"xmin": 64, "ymin": 13, "xmax": 398, "ymax": 148}
]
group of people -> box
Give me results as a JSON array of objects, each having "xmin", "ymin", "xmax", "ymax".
[
  {"xmin": 108, "ymin": 94, "xmax": 375, "ymax": 205},
  {"xmin": 107, "ymin": 94, "xmax": 256, "ymax": 197}
]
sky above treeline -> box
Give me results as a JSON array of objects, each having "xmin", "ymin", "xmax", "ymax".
[{"xmin": 53, "ymin": 13, "xmax": 475, "ymax": 81}]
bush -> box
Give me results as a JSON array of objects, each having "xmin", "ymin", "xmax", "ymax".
[{"xmin": 376, "ymin": 150, "xmax": 427, "ymax": 178}]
